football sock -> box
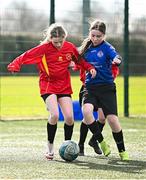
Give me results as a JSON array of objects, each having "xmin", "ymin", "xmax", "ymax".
[
  {"xmin": 78, "ymin": 121, "xmax": 88, "ymax": 145},
  {"xmin": 90, "ymin": 121, "xmax": 105, "ymax": 142},
  {"xmin": 47, "ymin": 122, "xmax": 57, "ymax": 143},
  {"xmin": 88, "ymin": 121, "xmax": 103, "ymax": 143},
  {"xmin": 97, "ymin": 121, "xmax": 105, "ymax": 132},
  {"xmin": 64, "ymin": 123, "xmax": 74, "ymax": 140},
  {"xmin": 112, "ymin": 130, "xmax": 125, "ymax": 152}
]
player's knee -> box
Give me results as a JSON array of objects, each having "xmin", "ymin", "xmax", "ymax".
[
  {"xmin": 50, "ymin": 112, "xmax": 59, "ymax": 122},
  {"xmin": 107, "ymin": 114, "xmax": 118, "ymax": 124},
  {"xmin": 82, "ymin": 106, "xmax": 92, "ymax": 117},
  {"xmin": 65, "ymin": 115, "xmax": 74, "ymax": 125}
]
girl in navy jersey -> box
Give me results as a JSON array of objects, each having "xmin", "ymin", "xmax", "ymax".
[
  {"xmin": 79, "ymin": 19, "xmax": 129, "ymax": 160},
  {"xmin": 7, "ymin": 23, "xmax": 96, "ymax": 160},
  {"xmin": 74, "ymin": 63, "xmax": 119, "ymax": 156}
]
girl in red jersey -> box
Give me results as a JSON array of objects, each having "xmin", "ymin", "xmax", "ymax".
[{"xmin": 7, "ymin": 23, "xmax": 96, "ymax": 160}]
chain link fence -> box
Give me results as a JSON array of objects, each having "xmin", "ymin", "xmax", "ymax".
[{"xmin": 0, "ymin": 0, "xmax": 146, "ymax": 119}]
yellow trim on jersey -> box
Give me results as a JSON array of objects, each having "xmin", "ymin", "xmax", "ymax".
[{"xmin": 42, "ymin": 54, "xmax": 49, "ymax": 75}]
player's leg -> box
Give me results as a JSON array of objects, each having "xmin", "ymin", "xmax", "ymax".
[
  {"xmin": 58, "ymin": 96, "xmax": 74, "ymax": 140},
  {"xmin": 44, "ymin": 94, "xmax": 59, "ymax": 160},
  {"xmin": 78, "ymin": 85, "xmax": 89, "ymax": 155},
  {"xmin": 78, "ymin": 119, "xmax": 88, "ymax": 156},
  {"xmin": 82, "ymin": 103, "xmax": 111, "ymax": 157},
  {"xmin": 107, "ymin": 114, "xmax": 129, "ymax": 160},
  {"xmin": 79, "ymin": 110, "xmax": 105, "ymax": 155},
  {"xmin": 98, "ymin": 108, "xmax": 106, "ymax": 131},
  {"xmin": 88, "ymin": 108, "xmax": 105, "ymax": 155},
  {"xmin": 100, "ymin": 84, "xmax": 129, "ymax": 160}
]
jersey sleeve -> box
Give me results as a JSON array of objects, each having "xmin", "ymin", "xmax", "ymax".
[
  {"xmin": 107, "ymin": 44, "xmax": 122, "ymax": 66},
  {"xmin": 7, "ymin": 44, "xmax": 45, "ymax": 72},
  {"xmin": 107, "ymin": 45, "xmax": 119, "ymax": 59},
  {"xmin": 112, "ymin": 64, "xmax": 119, "ymax": 79},
  {"xmin": 71, "ymin": 44, "xmax": 95, "ymax": 71}
]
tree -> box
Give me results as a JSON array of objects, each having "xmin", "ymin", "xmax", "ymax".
[
  {"xmin": 2, "ymin": 1, "xmax": 49, "ymax": 35},
  {"xmin": 131, "ymin": 17, "xmax": 146, "ymax": 38}
]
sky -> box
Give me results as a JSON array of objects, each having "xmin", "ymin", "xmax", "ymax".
[{"xmin": 1, "ymin": 0, "xmax": 146, "ymax": 18}]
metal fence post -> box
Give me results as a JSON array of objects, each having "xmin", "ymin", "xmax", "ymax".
[
  {"xmin": 50, "ymin": 0, "xmax": 55, "ymax": 24},
  {"xmin": 82, "ymin": 0, "xmax": 90, "ymax": 37},
  {"xmin": 123, "ymin": 0, "xmax": 129, "ymax": 117}
]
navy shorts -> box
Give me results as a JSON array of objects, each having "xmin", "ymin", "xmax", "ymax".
[
  {"xmin": 82, "ymin": 83, "xmax": 118, "ymax": 117},
  {"xmin": 79, "ymin": 85, "xmax": 99, "ymax": 111}
]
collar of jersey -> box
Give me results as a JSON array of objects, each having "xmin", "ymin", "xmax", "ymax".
[{"xmin": 91, "ymin": 40, "xmax": 105, "ymax": 48}]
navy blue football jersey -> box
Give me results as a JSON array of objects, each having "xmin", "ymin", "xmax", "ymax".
[{"xmin": 84, "ymin": 41, "xmax": 120, "ymax": 85}]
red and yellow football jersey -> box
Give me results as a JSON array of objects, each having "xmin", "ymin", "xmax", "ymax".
[{"xmin": 7, "ymin": 41, "xmax": 94, "ymax": 95}]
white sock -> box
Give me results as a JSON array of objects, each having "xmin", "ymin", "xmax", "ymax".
[{"xmin": 47, "ymin": 141, "xmax": 54, "ymax": 154}]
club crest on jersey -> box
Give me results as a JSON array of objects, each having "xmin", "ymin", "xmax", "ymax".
[
  {"xmin": 58, "ymin": 56, "xmax": 63, "ymax": 61},
  {"xmin": 97, "ymin": 51, "xmax": 104, "ymax": 57},
  {"xmin": 66, "ymin": 53, "xmax": 72, "ymax": 60}
]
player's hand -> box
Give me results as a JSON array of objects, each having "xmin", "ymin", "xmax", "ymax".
[
  {"xmin": 7, "ymin": 64, "xmax": 20, "ymax": 72},
  {"xmin": 68, "ymin": 61, "xmax": 75, "ymax": 68},
  {"xmin": 112, "ymin": 58, "xmax": 121, "ymax": 66},
  {"xmin": 90, "ymin": 68, "xmax": 96, "ymax": 78}
]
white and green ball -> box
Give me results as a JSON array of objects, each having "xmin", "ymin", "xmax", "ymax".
[{"xmin": 59, "ymin": 140, "xmax": 79, "ymax": 162}]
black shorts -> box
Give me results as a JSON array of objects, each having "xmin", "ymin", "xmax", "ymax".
[
  {"xmin": 41, "ymin": 94, "xmax": 71, "ymax": 102},
  {"xmin": 82, "ymin": 83, "xmax": 118, "ymax": 117},
  {"xmin": 79, "ymin": 85, "xmax": 99, "ymax": 111}
]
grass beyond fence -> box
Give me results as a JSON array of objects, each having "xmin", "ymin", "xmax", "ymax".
[
  {"xmin": 0, "ymin": 118, "xmax": 146, "ymax": 179},
  {"xmin": 0, "ymin": 76, "xmax": 146, "ymax": 119}
]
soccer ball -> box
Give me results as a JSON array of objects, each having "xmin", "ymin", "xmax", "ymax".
[{"xmin": 59, "ymin": 140, "xmax": 79, "ymax": 162}]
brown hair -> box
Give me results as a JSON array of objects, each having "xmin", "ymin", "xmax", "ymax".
[
  {"xmin": 79, "ymin": 19, "xmax": 106, "ymax": 56},
  {"xmin": 41, "ymin": 23, "xmax": 67, "ymax": 44},
  {"xmin": 89, "ymin": 20, "xmax": 106, "ymax": 34}
]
